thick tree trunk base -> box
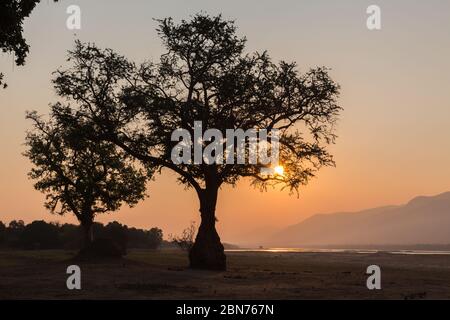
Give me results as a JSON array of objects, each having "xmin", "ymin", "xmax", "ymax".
[
  {"xmin": 189, "ymin": 227, "xmax": 226, "ymax": 271},
  {"xmin": 190, "ymin": 186, "xmax": 226, "ymax": 271}
]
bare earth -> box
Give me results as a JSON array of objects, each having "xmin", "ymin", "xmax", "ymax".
[{"xmin": 1, "ymin": 249, "xmax": 449, "ymax": 300}]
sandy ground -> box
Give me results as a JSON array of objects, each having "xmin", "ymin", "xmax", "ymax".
[{"xmin": 0, "ymin": 249, "xmax": 449, "ymax": 299}]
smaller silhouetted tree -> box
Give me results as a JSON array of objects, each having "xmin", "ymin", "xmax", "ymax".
[{"xmin": 24, "ymin": 109, "xmax": 147, "ymax": 249}]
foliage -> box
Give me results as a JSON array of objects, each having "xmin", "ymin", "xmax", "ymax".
[
  {"xmin": 50, "ymin": 14, "xmax": 341, "ymax": 195},
  {"xmin": 170, "ymin": 221, "xmax": 197, "ymax": 252},
  {"xmin": 0, "ymin": 219, "xmax": 164, "ymax": 250},
  {"xmin": 19, "ymin": 220, "xmax": 60, "ymax": 249},
  {"xmin": 24, "ymin": 110, "xmax": 147, "ymax": 232},
  {"xmin": 0, "ymin": 0, "xmax": 58, "ymax": 88}
]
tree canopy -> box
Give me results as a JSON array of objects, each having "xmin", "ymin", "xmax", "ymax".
[
  {"xmin": 0, "ymin": 0, "xmax": 58, "ymax": 88},
  {"xmin": 24, "ymin": 108, "xmax": 147, "ymax": 244},
  {"xmin": 52, "ymin": 15, "xmax": 340, "ymax": 194}
]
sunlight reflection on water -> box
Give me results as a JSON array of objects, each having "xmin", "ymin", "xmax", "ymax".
[{"xmin": 225, "ymin": 248, "xmax": 450, "ymax": 255}]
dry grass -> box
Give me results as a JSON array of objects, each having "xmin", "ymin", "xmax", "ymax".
[{"xmin": 1, "ymin": 249, "xmax": 450, "ymax": 299}]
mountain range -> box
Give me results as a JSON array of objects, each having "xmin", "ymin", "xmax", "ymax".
[{"xmin": 268, "ymin": 192, "xmax": 450, "ymax": 247}]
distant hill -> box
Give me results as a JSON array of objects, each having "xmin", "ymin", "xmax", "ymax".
[{"xmin": 269, "ymin": 192, "xmax": 450, "ymax": 247}]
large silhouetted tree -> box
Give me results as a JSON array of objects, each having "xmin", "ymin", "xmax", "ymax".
[
  {"xmin": 24, "ymin": 109, "xmax": 147, "ymax": 248},
  {"xmin": 0, "ymin": 0, "xmax": 58, "ymax": 88},
  {"xmin": 48, "ymin": 13, "xmax": 341, "ymax": 270}
]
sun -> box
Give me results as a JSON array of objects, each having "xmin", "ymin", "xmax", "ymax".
[{"xmin": 273, "ymin": 165, "xmax": 285, "ymax": 176}]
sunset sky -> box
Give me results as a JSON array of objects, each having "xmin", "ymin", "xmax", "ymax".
[{"xmin": 1, "ymin": 0, "xmax": 450, "ymax": 244}]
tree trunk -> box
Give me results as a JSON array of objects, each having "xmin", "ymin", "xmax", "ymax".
[
  {"xmin": 189, "ymin": 187, "xmax": 226, "ymax": 271},
  {"xmin": 81, "ymin": 220, "xmax": 94, "ymax": 248}
]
